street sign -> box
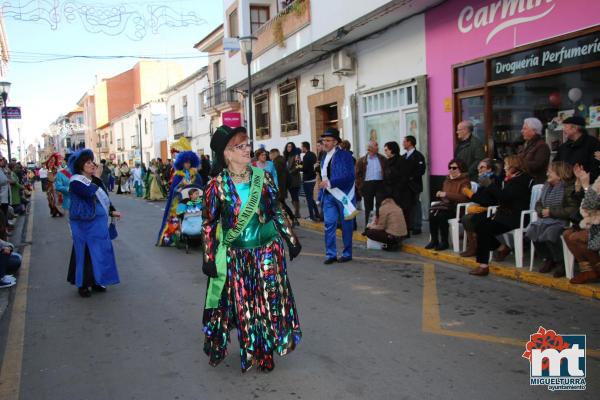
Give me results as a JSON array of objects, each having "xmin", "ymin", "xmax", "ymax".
[
  {"xmin": 222, "ymin": 112, "xmax": 241, "ymax": 128},
  {"xmin": 223, "ymin": 37, "xmax": 240, "ymax": 51},
  {"xmin": 2, "ymin": 106, "xmax": 21, "ymax": 119}
]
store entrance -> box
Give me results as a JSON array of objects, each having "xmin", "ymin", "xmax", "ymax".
[{"xmin": 315, "ymin": 103, "xmax": 338, "ymax": 134}]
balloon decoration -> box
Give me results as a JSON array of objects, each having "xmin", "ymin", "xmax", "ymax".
[
  {"xmin": 548, "ymin": 92, "xmax": 562, "ymax": 107},
  {"xmin": 568, "ymin": 87, "xmax": 583, "ymax": 103}
]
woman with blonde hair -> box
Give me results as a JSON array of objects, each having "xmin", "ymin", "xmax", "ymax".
[
  {"xmin": 526, "ymin": 161, "xmax": 580, "ymax": 277},
  {"xmin": 470, "ymin": 155, "xmax": 532, "ymax": 276}
]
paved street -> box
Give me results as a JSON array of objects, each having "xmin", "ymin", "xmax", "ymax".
[{"xmin": 1, "ymin": 188, "xmax": 599, "ymax": 399}]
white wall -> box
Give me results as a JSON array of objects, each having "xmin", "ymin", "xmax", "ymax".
[
  {"xmin": 252, "ymin": 14, "xmax": 426, "ymax": 155},
  {"xmin": 224, "ymin": 0, "xmax": 424, "ymax": 87},
  {"xmin": 165, "ymin": 74, "xmax": 212, "ymax": 155}
]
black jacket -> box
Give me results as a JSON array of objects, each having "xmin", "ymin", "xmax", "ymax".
[
  {"xmin": 301, "ymin": 151, "xmax": 317, "ymax": 182},
  {"xmin": 486, "ymin": 173, "xmax": 532, "ymax": 229},
  {"xmin": 383, "ymin": 155, "xmax": 412, "ymax": 210},
  {"xmin": 402, "ymin": 149, "xmax": 426, "ymax": 194},
  {"xmin": 554, "ymin": 133, "xmax": 600, "ymax": 182}
]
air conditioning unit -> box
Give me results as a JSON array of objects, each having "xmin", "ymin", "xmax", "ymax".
[{"xmin": 331, "ymin": 50, "xmax": 354, "ymax": 75}]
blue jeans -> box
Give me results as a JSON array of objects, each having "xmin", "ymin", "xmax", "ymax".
[
  {"xmin": 323, "ymin": 193, "xmax": 353, "ymax": 259},
  {"xmin": 303, "ymin": 181, "xmax": 320, "ymax": 219},
  {"xmin": 0, "ymin": 252, "xmax": 22, "ymax": 277}
]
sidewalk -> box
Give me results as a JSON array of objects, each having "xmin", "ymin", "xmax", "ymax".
[
  {"xmin": 294, "ymin": 198, "xmax": 600, "ymax": 300},
  {"xmin": 0, "ymin": 211, "xmax": 28, "ymax": 322}
]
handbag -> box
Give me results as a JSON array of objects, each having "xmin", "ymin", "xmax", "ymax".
[{"xmin": 109, "ymin": 217, "xmax": 118, "ymax": 240}]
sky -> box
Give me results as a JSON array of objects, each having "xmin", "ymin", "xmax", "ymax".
[{"xmin": 2, "ymin": 0, "xmax": 224, "ymax": 151}]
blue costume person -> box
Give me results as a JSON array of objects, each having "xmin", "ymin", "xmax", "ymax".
[
  {"xmin": 67, "ymin": 149, "xmax": 120, "ymax": 298},
  {"xmin": 318, "ymin": 128, "xmax": 358, "ymax": 264},
  {"xmin": 156, "ymin": 151, "xmax": 203, "ymax": 246}
]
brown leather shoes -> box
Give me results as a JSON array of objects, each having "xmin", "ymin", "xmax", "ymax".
[
  {"xmin": 459, "ymin": 232, "xmax": 477, "ymax": 257},
  {"xmin": 493, "ymin": 246, "xmax": 511, "ymax": 262},
  {"xmin": 570, "ymin": 270, "xmax": 600, "ymax": 284},
  {"xmin": 539, "ymin": 259, "xmax": 556, "ymax": 273},
  {"xmin": 469, "ymin": 266, "xmax": 489, "ymax": 276}
]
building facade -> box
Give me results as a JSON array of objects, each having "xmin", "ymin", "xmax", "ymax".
[
  {"xmin": 222, "ymin": 0, "xmax": 439, "ymax": 158},
  {"xmin": 195, "ymin": 24, "xmax": 243, "ymax": 139},
  {"xmin": 425, "ymin": 0, "xmax": 600, "ymax": 185},
  {"xmin": 163, "ymin": 67, "xmax": 212, "ymax": 155}
]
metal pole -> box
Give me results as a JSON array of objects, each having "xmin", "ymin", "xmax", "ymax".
[
  {"xmin": 246, "ymin": 52, "xmax": 254, "ymax": 151},
  {"xmin": 138, "ymin": 113, "xmax": 143, "ymax": 165}
]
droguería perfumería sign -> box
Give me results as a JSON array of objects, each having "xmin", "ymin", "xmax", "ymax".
[{"xmin": 491, "ymin": 31, "xmax": 600, "ymax": 80}]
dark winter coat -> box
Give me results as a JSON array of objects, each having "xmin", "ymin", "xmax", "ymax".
[{"xmin": 518, "ymin": 135, "xmax": 550, "ymax": 184}]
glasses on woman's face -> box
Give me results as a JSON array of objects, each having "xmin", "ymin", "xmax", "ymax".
[
  {"xmin": 229, "ymin": 142, "xmax": 252, "ymax": 152},
  {"xmin": 449, "ymin": 165, "xmax": 459, "ymax": 170}
]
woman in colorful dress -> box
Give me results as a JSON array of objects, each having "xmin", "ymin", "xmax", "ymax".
[
  {"xmin": 45, "ymin": 153, "xmax": 64, "ymax": 217},
  {"xmin": 201, "ymin": 125, "xmax": 302, "ymax": 372},
  {"xmin": 67, "ymin": 149, "xmax": 121, "ymax": 298},
  {"xmin": 145, "ymin": 159, "xmax": 167, "ymax": 201},
  {"xmin": 156, "ymin": 151, "xmax": 203, "ymax": 246}
]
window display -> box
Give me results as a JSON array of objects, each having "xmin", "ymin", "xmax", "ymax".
[{"xmin": 491, "ymin": 68, "xmax": 600, "ymax": 158}]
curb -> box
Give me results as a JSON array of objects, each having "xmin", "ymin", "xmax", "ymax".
[{"xmin": 298, "ymin": 219, "xmax": 600, "ymax": 300}]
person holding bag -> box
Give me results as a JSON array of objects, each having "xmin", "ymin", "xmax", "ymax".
[
  {"xmin": 67, "ymin": 149, "xmax": 121, "ymax": 298},
  {"xmin": 201, "ymin": 125, "xmax": 302, "ymax": 373},
  {"xmin": 425, "ymin": 159, "xmax": 470, "ymax": 251}
]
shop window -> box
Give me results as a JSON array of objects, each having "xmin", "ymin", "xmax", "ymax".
[
  {"xmin": 458, "ymin": 95, "xmax": 486, "ymax": 145},
  {"xmin": 254, "ymin": 91, "xmax": 271, "ymax": 140},
  {"xmin": 365, "ymin": 112, "xmax": 401, "ymax": 147},
  {"xmin": 228, "ymin": 9, "xmax": 239, "ymax": 38},
  {"xmin": 490, "ymin": 68, "xmax": 600, "ymax": 159},
  {"xmin": 456, "ymin": 62, "xmax": 485, "ymax": 89},
  {"xmin": 250, "ymin": 5, "xmax": 270, "ymax": 34},
  {"xmin": 279, "ymin": 80, "xmax": 299, "ymax": 135}
]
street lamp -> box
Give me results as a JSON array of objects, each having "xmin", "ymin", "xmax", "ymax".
[
  {"xmin": 0, "ymin": 81, "xmax": 12, "ymax": 161},
  {"xmin": 137, "ymin": 109, "xmax": 143, "ymax": 166},
  {"xmin": 239, "ymin": 36, "xmax": 257, "ymax": 150}
]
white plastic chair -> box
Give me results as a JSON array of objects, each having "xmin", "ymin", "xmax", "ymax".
[
  {"xmin": 560, "ymin": 234, "xmax": 575, "ymax": 279},
  {"xmin": 502, "ymin": 184, "xmax": 543, "ymax": 269},
  {"xmin": 448, "ymin": 182, "xmax": 479, "ymax": 253}
]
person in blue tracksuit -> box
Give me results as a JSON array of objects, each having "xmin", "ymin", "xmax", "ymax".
[
  {"xmin": 318, "ymin": 128, "xmax": 356, "ymax": 264},
  {"xmin": 67, "ymin": 149, "xmax": 121, "ymax": 298}
]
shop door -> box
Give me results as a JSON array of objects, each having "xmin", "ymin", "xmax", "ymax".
[{"xmin": 457, "ymin": 90, "xmax": 486, "ymax": 150}]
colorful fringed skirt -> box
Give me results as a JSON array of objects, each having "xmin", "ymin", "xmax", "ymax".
[{"xmin": 202, "ymin": 237, "xmax": 301, "ymax": 372}]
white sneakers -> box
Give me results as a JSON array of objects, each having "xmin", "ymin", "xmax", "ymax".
[{"xmin": 0, "ymin": 275, "xmax": 16, "ymax": 288}]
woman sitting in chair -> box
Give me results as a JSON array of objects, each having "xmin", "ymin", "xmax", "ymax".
[
  {"xmin": 526, "ymin": 161, "xmax": 580, "ymax": 278},
  {"xmin": 425, "ymin": 159, "xmax": 470, "ymax": 251},
  {"xmin": 460, "ymin": 158, "xmax": 501, "ymax": 257},
  {"xmin": 470, "ymin": 155, "xmax": 532, "ymax": 276}
]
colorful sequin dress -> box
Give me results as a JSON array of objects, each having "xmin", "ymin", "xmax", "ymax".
[{"xmin": 202, "ymin": 169, "xmax": 301, "ymax": 372}]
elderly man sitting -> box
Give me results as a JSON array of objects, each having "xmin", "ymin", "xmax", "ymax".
[{"xmin": 365, "ymin": 190, "xmax": 407, "ymax": 251}]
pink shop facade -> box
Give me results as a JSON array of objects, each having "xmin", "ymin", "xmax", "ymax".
[{"xmin": 424, "ymin": 0, "xmax": 600, "ymax": 186}]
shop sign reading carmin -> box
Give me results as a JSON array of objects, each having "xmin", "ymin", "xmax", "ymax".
[{"xmin": 491, "ymin": 32, "xmax": 600, "ymax": 81}]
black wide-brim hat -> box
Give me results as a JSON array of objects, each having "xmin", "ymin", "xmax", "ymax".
[
  {"xmin": 563, "ymin": 116, "xmax": 586, "ymax": 127},
  {"xmin": 320, "ymin": 127, "xmax": 341, "ymax": 142},
  {"xmin": 210, "ymin": 125, "xmax": 236, "ymax": 171}
]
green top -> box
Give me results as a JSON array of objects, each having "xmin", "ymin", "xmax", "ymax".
[{"xmin": 230, "ymin": 182, "xmax": 278, "ymax": 248}]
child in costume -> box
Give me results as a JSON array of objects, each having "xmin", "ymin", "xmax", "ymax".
[
  {"xmin": 176, "ymin": 187, "xmax": 203, "ymax": 237},
  {"xmin": 156, "ymin": 151, "xmax": 203, "ymax": 246}
]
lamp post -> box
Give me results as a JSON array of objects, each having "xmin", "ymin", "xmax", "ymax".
[
  {"xmin": 239, "ymin": 36, "xmax": 257, "ymax": 150},
  {"xmin": 0, "ymin": 81, "xmax": 12, "ymax": 161},
  {"xmin": 137, "ymin": 110, "xmax": 143, "ymax": 165}
]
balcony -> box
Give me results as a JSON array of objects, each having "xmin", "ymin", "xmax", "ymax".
[
  {"xmin": 201, "ymin": 81, "xmax": 240, "ymax": 115},
  {"xmin": 173, "ymin": 116, "xmax": 192, "ymax": 139},
  {"xmin": 253, "ymin": 0, "xmax": 311, "ymax": 58}
]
